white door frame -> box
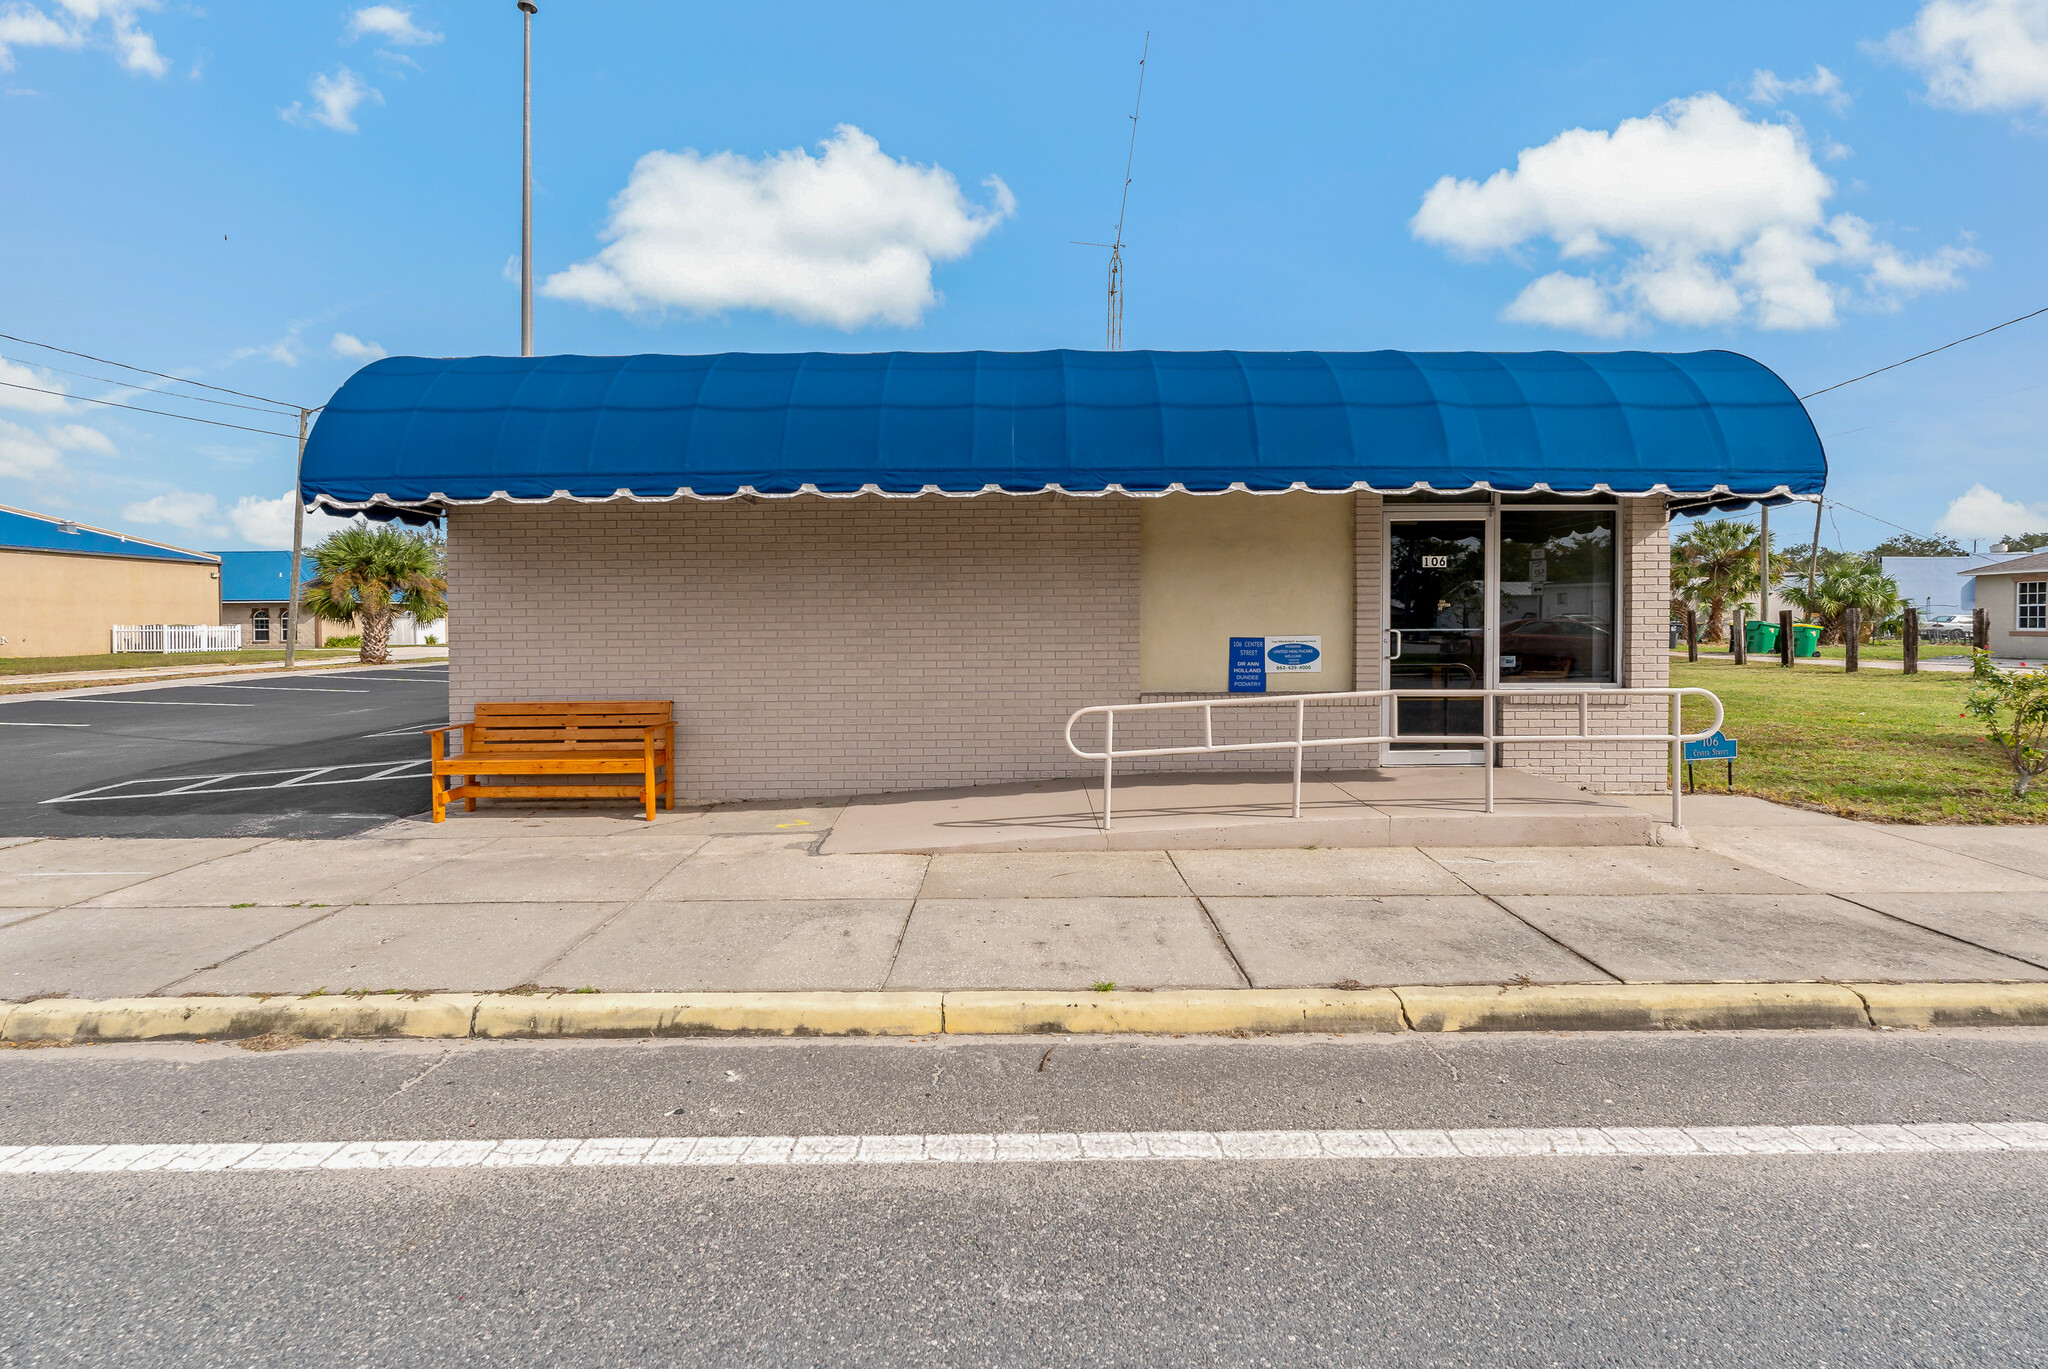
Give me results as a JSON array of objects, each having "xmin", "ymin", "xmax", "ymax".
[{"xmin": 1380, "ymin": 505, "xmax": 1496, "ymax": 766}]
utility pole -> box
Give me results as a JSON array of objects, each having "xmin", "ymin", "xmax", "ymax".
[
  {"xmin": 284, "ymin": 405, "xmax": 324, "ymax": 668},
  {"xmin": 1758, "ymin": 504, "xmax": 1771, "ymax": 625},
  {"xmin": 519, "ymin": 1, "xmax": 537, "ymax": 357}
]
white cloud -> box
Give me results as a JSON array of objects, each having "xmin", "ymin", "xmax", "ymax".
[
  {"xmin": 0, "ymin": 357, "xmax": 71, "ymax": 413},
  {"xmin": 543, "ymin": 124, "xmax": 1016, "ymax": 329},
  {"xmin": 121, "ymin": 489, "xmax": 217, "ymax": 531},
  {"xmin": 227, "ymin": 490, "xmax": 362, "ymax": 548},
  {"xmin": 1749, "ymin": 64, "xmax": 1850, "ymax": 113},
  {"xmin": 0, "ymin": 418, "xmax": 64, "ymax": 479},
  {"xmin": 1502, "ymin": 272, "xmax": 1629, "ymax": 336},
  {"xmin": 0, "ymin": 0, "xmax": 166, "ymax": 77},
  {"xmin": 280, "ymin": 65, "xmax": 380, "ymax": 133},
  {"xmin": 46, "ymin": 422, "xmax": 116, "ymax": 456},
  {"xmin": 345, "ymin": 5, "xmax": 440, "ymax": 46},
  {"xmin": 1935, "ymin": 483, "xmax": 2048, "ymax": 539},
  {"xmin": 330, "ymin": 332, "xmax": 387, "ymax": 362},
  {"xmin": 0, "ymin": 416, "xmax": 114, "ymax": 481},
  {"xmin": 223, "ymin": 325, "xmax": 308, "ymax": 368},
  {"xmin": 1411, "ymin": 92, "xmax": 1982, "ymax": 334},
  {"xmin": 1882, "ymin": 0, "xmax": 2048, "ymax": 115}
]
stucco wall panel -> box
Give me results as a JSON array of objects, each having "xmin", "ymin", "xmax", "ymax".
[{"xmin": 0, "ymin": 550, "xmax": 220, "ymax": 657}]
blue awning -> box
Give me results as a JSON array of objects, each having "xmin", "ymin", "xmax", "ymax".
[{"xmin": 299, "ymin": 349, "xmax": 1825, "ymax": 514}]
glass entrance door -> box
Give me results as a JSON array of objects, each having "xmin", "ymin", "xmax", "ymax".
[{"xmin": 1384, "ymin": 518, "xmax": 1487, "ymax": 763}]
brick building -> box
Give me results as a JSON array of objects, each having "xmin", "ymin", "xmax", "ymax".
[{"xmin": 300, "ymin": 350, "xmax": 1826, "ymax": 801}]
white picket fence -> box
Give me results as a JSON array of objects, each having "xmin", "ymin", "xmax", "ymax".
[{"xmin": 111, "ymin": 624, "xmax": 245, "ymax": 653}]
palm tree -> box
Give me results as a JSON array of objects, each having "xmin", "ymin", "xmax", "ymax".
[
  {"xmin": 301, "ymin": 524, "xmax": 448, "ymax": 665},
  {"xmin": 1781, "ymin": 560, "xmax": 1902, "ymax": 645},
  {"xmin": 1671, "ymin": 519, "xmax": 1761, "ymax": 643}
]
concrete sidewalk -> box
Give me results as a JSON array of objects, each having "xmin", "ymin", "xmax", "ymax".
[{"xmin": 2, "ymin": 792, "xmax": 2045, "ymax": 1002}]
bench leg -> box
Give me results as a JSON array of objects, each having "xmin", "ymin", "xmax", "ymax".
[
  {"xmin": 464, "ymin": 777, "xmax": 476, "ymax": 813},
  {"xmin": 432, "ymin": 771, "xmax": 446, "ymax": 823},
  {"xmin": 644, "ymin": 763, "xmax": 657, "ymax": 821},
  {"xmin": 663, "ymin": 761, "xmax": 674, "ymax": 812}
]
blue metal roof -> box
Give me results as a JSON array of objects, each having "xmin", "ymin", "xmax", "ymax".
[
  {"xmin": 0, "ymin": 505, "xmax": 216, "ymax": 564},
  {"xmin": 299, "ymin": 350, "xmax": 1826, "ymax": 511},
  {"xmin": 215, "ymin": 550, "xmax": 313, "ymax": 602}
]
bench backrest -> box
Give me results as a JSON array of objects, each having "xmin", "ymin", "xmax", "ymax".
[{"xmin": 470, "ymin": 701, "xmax": 673, "ymax": 751}]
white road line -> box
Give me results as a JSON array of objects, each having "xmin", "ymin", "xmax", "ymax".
[
  {"xmin": 360, "ymin": 725, "xmax": 445, "ymax": 738},
  {"xmin": 44, "ymin": 699, "xmax": 254, "ymax": 708},
  {"xmin": 2, "ymin": 1123, "xmax": 2043, "ymax": 1176},
  {"xmin": 0, "ymin": 722, "xmax": 89, "ymax": 728},
  {"xmin": 42, "ymin": 758, "xmax": 435, "ymax": 804},
  {"xmin": 197, "ymin": 685, "xmax": 371, "ymax": 694}
]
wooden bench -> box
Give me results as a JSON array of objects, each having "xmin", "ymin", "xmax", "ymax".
[{"xmin": 426, "ymin": 701, "xmax": 675, "ymax": 821}]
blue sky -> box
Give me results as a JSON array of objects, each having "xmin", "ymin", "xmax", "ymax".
[{"xmin": 2, "ymin": 0, "xmax": 2044, "ymax": 550}]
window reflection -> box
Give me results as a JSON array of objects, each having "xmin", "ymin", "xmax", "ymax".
[{"xmin": 1498, "ymin": 511, "xmax": 1616, "ymax": 683}]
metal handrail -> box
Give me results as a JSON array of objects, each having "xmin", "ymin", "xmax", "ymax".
[{"xmin": 1064, "ymin": 686, "xmax": 1724, "ymax": 832}]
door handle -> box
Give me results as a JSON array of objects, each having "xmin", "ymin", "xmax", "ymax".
[{"xmin": 1386, "ymin": 629, "xmax": 1403, "ymax": 660}]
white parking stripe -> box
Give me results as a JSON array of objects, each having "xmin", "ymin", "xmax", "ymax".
[
  {"xmin": 198, "ymin": 685, "xmax": 371, "ymax": 694},
  {"xmin": 0, "ymin": 722, "xmax": 90, "ymax": 728},
  {"xmin": 2, "ymin": 1123, "xmax": 2043, "ymax": 1176},
  {"xmin": 45, "ymin": 699, "xmax": 254, "ymax": 707},
  {"xmin": 43, "ymin": 758, "xmax": 434, "ymax": 804}
]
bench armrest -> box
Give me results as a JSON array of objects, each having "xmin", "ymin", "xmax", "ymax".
[{"xmin": 423, "ymin": 724, "xmax": 468, "ymax": 738}]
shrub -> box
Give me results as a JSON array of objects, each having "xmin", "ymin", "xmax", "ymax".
[
  {"xmin": 1964, "ymin": 651, "xmax": 2048, "ymax": 799},
  {"xmin": 326, "ymin": 634, "xmax": 361, "ymax": 647}
]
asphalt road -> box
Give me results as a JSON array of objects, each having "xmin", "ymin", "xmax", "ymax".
[
  {"xmin": 0, "ymin": 664, "xmax": 448, "ymax": 838},
  {"xmin": 3, "ymin": 1029, "xmax": 2045, "ymax": 1366}
]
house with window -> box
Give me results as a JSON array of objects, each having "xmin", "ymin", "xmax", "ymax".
[
  {"xmin": 1958, "ymin": 552, "xmax": 2048, "ymax": 657},
  {"xmin": 298, "ymin": 349, "xmax": 1824, "ymax": 800},
  {"xmin": 216, "ymin": 550, "xmax": 314, "ymax": 647},
  {"xmin": 1, "ymin": 503, "xmax": 220, "ymax": 658},
  {"xmin": 215, "ymin": 549, "xmax": 446, "ymax": 647}
]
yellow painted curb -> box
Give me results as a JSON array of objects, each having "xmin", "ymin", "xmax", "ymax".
[
  {"xmin": 1394, "ymin": 983, "xmax": 1869, "ymax": 1033},
  {"xmin": 471, "ymin": 991, "xmax": 944, "ymax": 1039},
  {"xmin": 939, "ymin": 989, "xmax": 1405, "ymax": 1036},
  {"xmin": 1853, "ymin": 982, "xmax": 2048, "ymax": 1029},
  {"xmin": 0, "ymin": 994, "xmax": 480, "ymax": 1043}
]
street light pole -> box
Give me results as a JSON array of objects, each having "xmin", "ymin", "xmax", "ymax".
[{"xmin": 519, "ymin": 1, "xmax": 537, "ymax": 357}]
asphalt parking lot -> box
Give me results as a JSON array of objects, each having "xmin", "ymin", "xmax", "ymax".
[{"xmin": 0, "ymin": 665, "xmax": 448, "ymax": 838}]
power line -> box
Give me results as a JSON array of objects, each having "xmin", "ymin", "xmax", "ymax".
[
  {"xmin": 1820, "ymin": 497, "xmax": 1928, "ymax": 540},
  {"xmin": 0, "ymin": 353, "xmax": 302, "ymax": 418},
  {"xmin": 1799, "ymin": 305, "xmax": 2048, "ymax": 400},
  {"xmin": 0, "ymin": 330, "xmax": 308, "ymax": 410},
  {"xmin": 0, "ymin": 380, "xmax": 301, "ymax": 439}
]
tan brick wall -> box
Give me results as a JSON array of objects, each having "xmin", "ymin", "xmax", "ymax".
[
  {"xmin": 449, "ymin": 498, "xmax": 1148, "ymax": 800},
  {"xmin": 1494, "ymin": 495, "xmax": 1673, "ymax": 792},
  {"xmin": 447, "ymin": 492, "xmax": 1675, "ymax": 801}
]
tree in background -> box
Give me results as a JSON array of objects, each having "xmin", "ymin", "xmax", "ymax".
[
  {"xmin": 1671, "ymin": 519, "xmax": 1761, "ymax": 643},
  {"xmin": 1996, "ymin": 531, "xmax": 2048, "ymax": 553},
  {"xmin": 1870, "ymin": 533, "xmax": 1964, "ymax": 558},
  {"xmin": 1780, "ymin": 559, "xmax": 1903, "ymax": 643},
  {"xmin": 302, "ymin": 524, "xmax": 448, "ymax": 665}
]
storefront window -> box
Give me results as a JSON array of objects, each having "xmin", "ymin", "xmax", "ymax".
[{"xmin": 1497, "ymin": 509, "xmax": 1616, "ymax": 683}]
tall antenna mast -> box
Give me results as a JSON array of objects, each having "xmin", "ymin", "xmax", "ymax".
[
  {"xmin": 1106, "ymin": 33, "xmax": 1148, "ymax": 350},
  {"xmin": 1075, "ymin": 36, "xmax": 1150, "ymax": 350}
]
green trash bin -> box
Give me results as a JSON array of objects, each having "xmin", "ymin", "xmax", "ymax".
[
  {"xmin": 1744, "ymin": 618, "xmax": 1780, "ymax": 654},
  {"xmin": 1792, "ymin": 623, "xmax": 1822, "ymax": 658}
]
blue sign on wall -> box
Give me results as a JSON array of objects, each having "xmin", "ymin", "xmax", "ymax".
[
  {"xmin": 1683, "ymin": 732, "xmax": 1738, "ymax": 761},
  {"xmin": 1229, "ymin": 637, "xmax": 1267, "ymax": 693}
]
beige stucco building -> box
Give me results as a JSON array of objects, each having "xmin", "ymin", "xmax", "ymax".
[
  {"xmin": 303, "ymin": 349, "xmax": 1826, "ymax": 804},
  {"xmin": 0, "ymin": 504, "xmax": 219, "ymax": 658},
  {"xmin": 1960, "ymin": 552, "xmax": 2048, "ymax": 658}
]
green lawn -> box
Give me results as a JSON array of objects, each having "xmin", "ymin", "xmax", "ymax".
[
  {"xmin": 1672, "ymin": 660, "xmax": 2044, "ymax": 824},
  {"xmin": 0, "ymin": 648, "xmax": 360, "ymax": 677}
]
